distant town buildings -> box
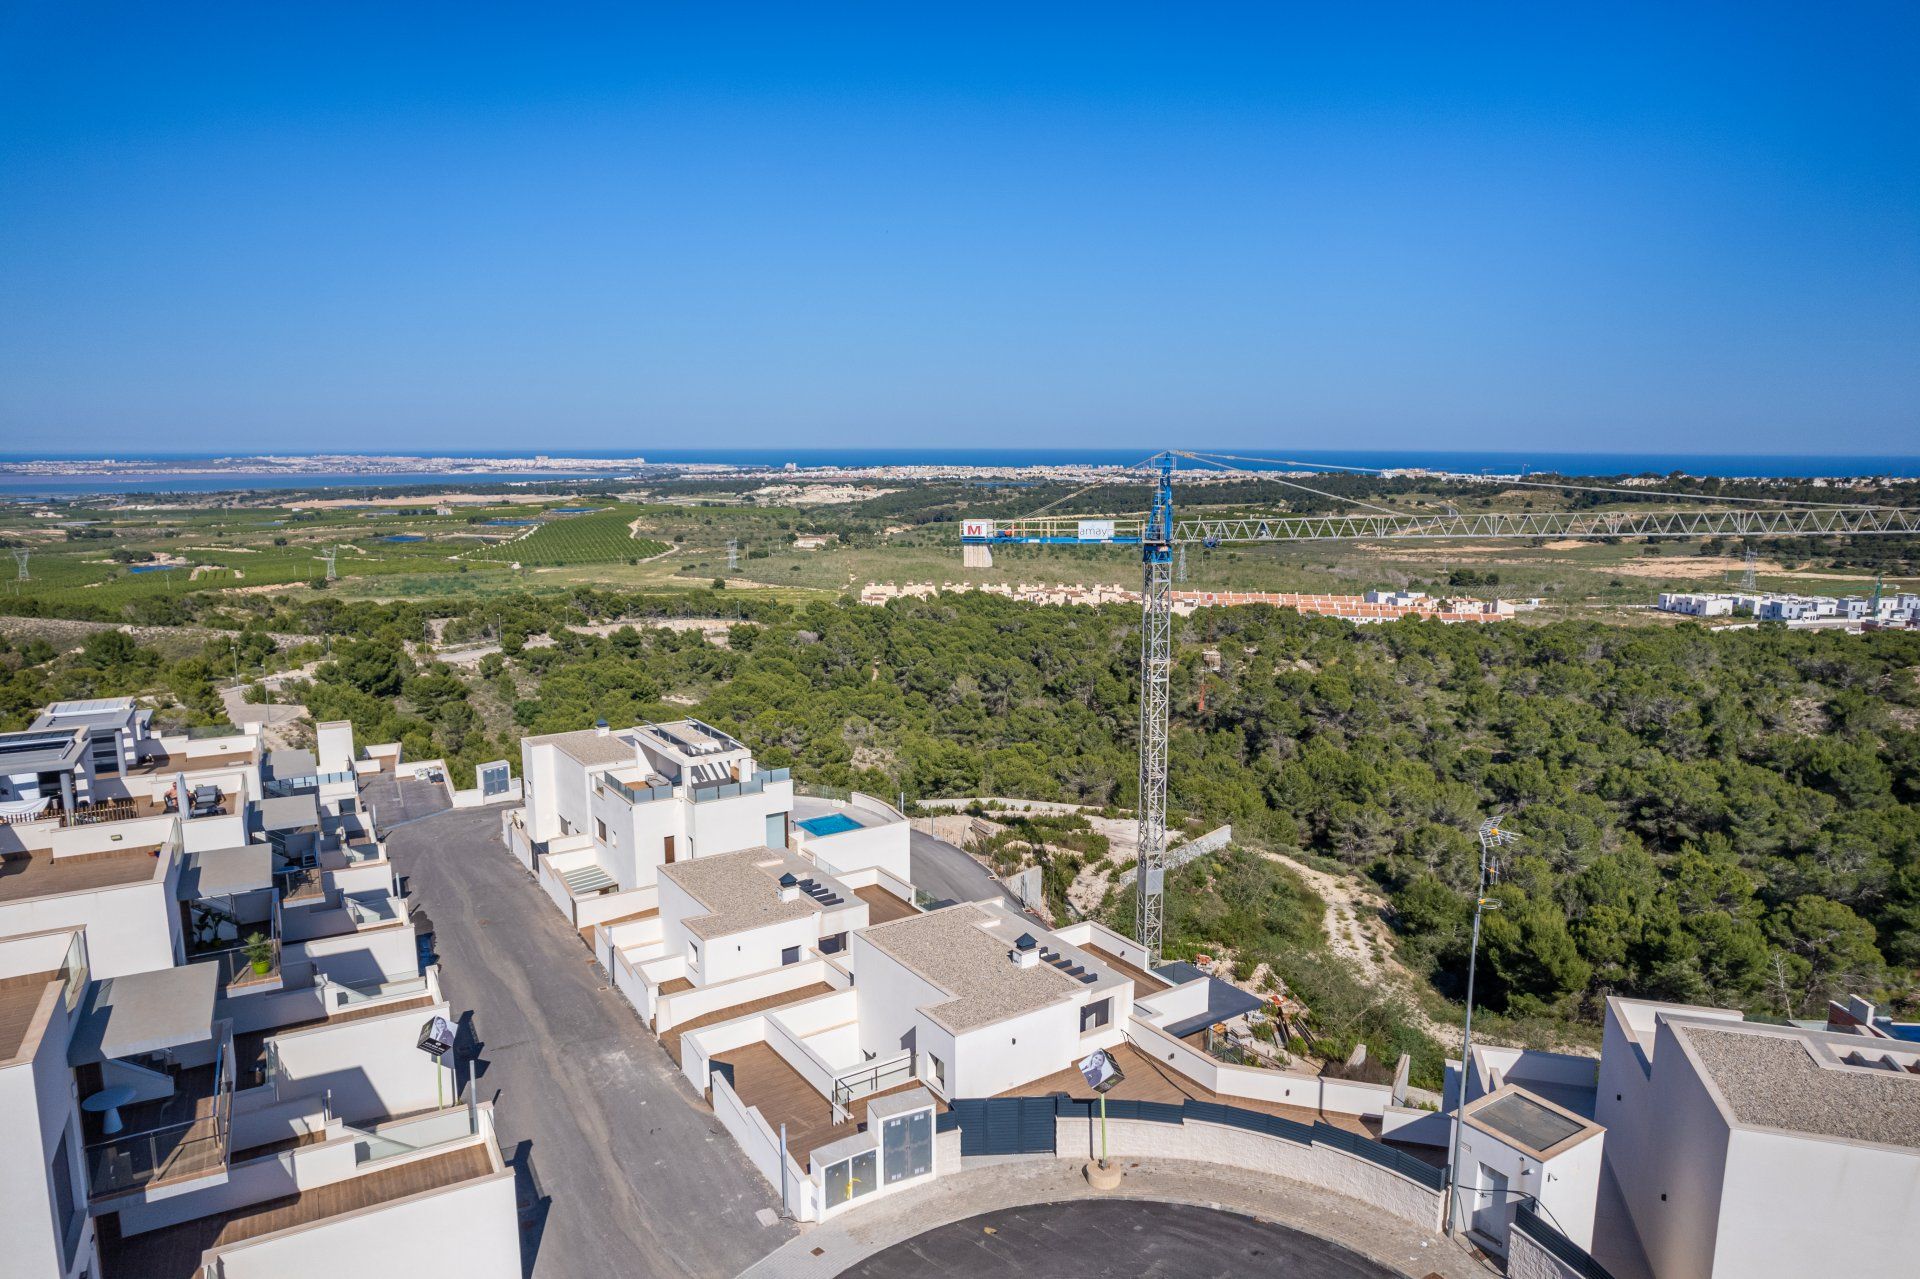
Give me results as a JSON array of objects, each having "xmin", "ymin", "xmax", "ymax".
[
  {"xmin": 1657, "ymin": 590, "xmax": 1919, "ymax": 625},
  {"xmin": 859, "ymin": 580, "xmax": 1522, "ymax": 624}
]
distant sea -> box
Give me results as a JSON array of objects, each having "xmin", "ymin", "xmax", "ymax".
[{"xmin": 0, "ymin": 448, "xmax": 1915, "ymax": 497}]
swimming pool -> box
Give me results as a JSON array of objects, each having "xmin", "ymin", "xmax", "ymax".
[{"xmin": 797, "ymin": 813, "xmax": 863, "ymax": 837}]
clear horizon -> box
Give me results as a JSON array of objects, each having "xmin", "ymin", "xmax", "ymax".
[{"xmin": 2, "ymin": 5, "xmax": 1915, "ymax": 454}]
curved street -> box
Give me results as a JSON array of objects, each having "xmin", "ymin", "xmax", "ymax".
[{"xmin": 841, "ymin": 1199, "xmax": 1404, "ymax": 1279}]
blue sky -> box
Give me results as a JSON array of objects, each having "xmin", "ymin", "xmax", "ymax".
[{"xmin": 1, "ymin": 3, "xmax": 1915, "ymax": 455}]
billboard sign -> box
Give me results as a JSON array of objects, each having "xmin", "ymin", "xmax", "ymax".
[
  {"xmin": 961, "ymin": 518, "xmax": 995, "ymax": 540},
  {"xmin": 1077, "ymin": 519, "xmax": 1116, "ymax": 542}
]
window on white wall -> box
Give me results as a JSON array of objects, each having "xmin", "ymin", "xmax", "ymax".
[
  {"xmin": 1080, "ymin": 998, "xmax": 1111, "ymax": 1033},
  {"xmin": 781, "ymin": 945, "xmax": 800, "ymax": 966},
  {"xmin": 50, "ymin": 1130, "xmax": 82, "ymax": 1271}
]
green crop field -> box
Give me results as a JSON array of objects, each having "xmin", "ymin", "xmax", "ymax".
[{"xmin": 490, "ymin": 506, "xmax": 669, "ymax": 566}]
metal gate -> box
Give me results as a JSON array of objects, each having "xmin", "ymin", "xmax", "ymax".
[{"xmin": 950, "ymin": 1097, "xmax": 1057, "ymax": 1156}]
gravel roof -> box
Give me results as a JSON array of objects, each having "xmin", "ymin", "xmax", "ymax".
[
  {"xmin": 858, "ymin": 902, "xmax": 1080, "ymax": 1033},
  {"xmin": 525, "ymin": 727, "xmax": 640, "ymax": 768},
  {"xmin": 663, "ymin": 848, "xmax": 844, "ymax": 941},
  {"xmin": 1679, "ymin": 1024, "xmax": 1920, "ymax": 1149}
]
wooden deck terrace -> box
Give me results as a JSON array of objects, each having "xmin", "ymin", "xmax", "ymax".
[
  {"xmin": 711, "ymin": 1040, "xmax": 943, "ymax": 1171},
  {"xmin": 82, "ymin": 1062, "xmax": 229, "ymax": 1194},
  {"xmin": 0, "ymin": 846, "xmax": 164, "ymax": 903},
  {"xmin": 997, "ymin": 1041, "xmax": 1376, "ymax": 1138},
  {"xmin": 579, "ymin": 905, "xmax": 657, "ymax": 945},
  {"xmin": 658, "ymin": 981, "xmax": 834, "ymax": 1065},
  {"xmin": 0, "ymin": 971, "xmax": 57, "ymax": 1062},
  {"xmin": 852, "ymin": 884, "xmax": 918, "ymax": 924}
]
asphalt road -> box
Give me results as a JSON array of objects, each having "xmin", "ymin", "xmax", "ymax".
[
  {"xmin": 908, "ymin": 828, "xmax": 1025, "ymax": 911},
  {"xmin": 839, "ymin": 1199, "xmax": 1403, "ymax": 1279},
  {"xmin": 366, "ymin": 776, "xmax": 791, "ymax": 1279}
]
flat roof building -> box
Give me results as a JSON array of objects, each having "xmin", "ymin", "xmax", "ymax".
[{"xmin": 1596, "ymin": 995, "xmax": 1920, "ymax": 1279}]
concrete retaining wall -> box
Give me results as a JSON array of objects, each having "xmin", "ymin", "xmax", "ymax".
[
  {"xmin": 1054, "ymin": 1114, "xmax": 1443, "ymax": 1232},
  {"xmin": 1509, "ymin": 1228, "xmax": 1593, "ymax": 1279}
]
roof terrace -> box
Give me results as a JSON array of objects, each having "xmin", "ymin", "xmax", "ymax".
[
  {"xmin": 662, "ymin": 847, "xmax": 856, "ymax": 941},
  {"xmin": 859, "ymin": 901, "xmax": 1116, "ymax": 1033}
]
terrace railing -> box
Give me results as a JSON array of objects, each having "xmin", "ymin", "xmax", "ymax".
[
  {"xmin": 692, "ymin": 767, "xmax": 790, "ymax": 804},
  {"xmin": 61, "ymin": 800, "xmax": 139, "ymax": 828},
  {"xmin": 603, "ymin": 776, "xmax": 673, "ymax": 806},
  {"xmin": 326, "ymin": 973, "xmax": 431, "ymax": 1010},
  {"xmin": 86, "ymin": 1030, "xmax": 234, "ymax": 1199},
  {"xmin": 830, "ymin": 1052, "xmax": 916, "ymax": 1124}
]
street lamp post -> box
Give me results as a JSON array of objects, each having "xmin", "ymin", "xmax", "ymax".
[{"xmin": 1445, "ymin": 815, "xmax": 1520, "ymax": 1238}]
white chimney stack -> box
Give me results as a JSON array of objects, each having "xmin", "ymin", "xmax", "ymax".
[{"xmin": 1010, "ymin": 932, "xmax": 1040, "ymax": 969}]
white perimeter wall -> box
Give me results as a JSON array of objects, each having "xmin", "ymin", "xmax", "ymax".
[
  {"xmin": 292, "ymin": 924, "xmax": 421, "ymax": 987},
  {"xmin": 801, "ymin": 820, "xmax": 908, "ymax": 881},
  {"xmin": 1710, "ymin": 1128, "xmax": 1920, "ymax": 1279},
  {"xmin": 0, "ymin": 880, "xmax": 177, "ymax": 980},
  {"xmin": 211, "ymin": 1161, "xmax": 518, "ymax": 1279},
  {"xmin": 271, "ymin": 1003, "xmax": 456, "ymax": 1124},
  {"xmin": 1056, "ymin": 1113, "xmax": 1443, "ymax": 1231}
]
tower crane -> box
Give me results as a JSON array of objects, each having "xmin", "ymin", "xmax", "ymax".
[{"xmin": 960, "ymin": 450, "xmax": 1920, "ymax": 967}]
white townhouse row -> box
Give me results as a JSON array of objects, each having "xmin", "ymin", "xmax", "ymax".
[
  {"xmin": 0, "ymin": 701, "xmax": 519, "ymax": 1279},
  {"xmin": 501, "ymin": 719, "xmax": 1920, "ymax": 1277},
  {"xmin": 497, "ymin": 720, "xmax": 1458, "ymax": 1230},
  {"xmin": 1657, "ymin": 590, "xmax": 1920, "ymax": 623}
]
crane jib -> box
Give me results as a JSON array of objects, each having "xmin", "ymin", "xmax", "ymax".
[
  {"xmin": 958, "ymin": 507, "xmax": 1920, "ymax": 545},
  {"xmin": 953, "ymin": 457, "xmax": 1919, "ymax": 971}
]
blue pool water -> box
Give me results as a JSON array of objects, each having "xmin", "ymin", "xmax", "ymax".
[
  {"xmin": 482, "ymin": 519, "xmax": 539, "ymax": 526},
  {"xmin": 128, "ymin": 564, "xmax": 178, "ymax": 573},
  {"xmin": 797, "ymin": 813, "xmax": 862, "ymax": 837},
  {"xmin": 382, "ymin": 534, "xmax": 425, "ymax": 542}
]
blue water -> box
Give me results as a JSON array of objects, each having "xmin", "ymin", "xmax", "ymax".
[
  {"xmin": 632, "ymin": 448, "xmax": 1920, "ymax": 479},
  {"xmin": 0, "ymin": 469, "xmax": 600, "ymax": 497},
  {"xmin": 382, "ymin": 534, "xmax": 425, "ymax": 543},
  {"xmin": 481, "ymin": 518, "xmax": 539, "ymax": 526},
  {"xmin": 128, "ymin": 564, "xmax": 177, "ymax": 573},
  {"xmin": 797, "ymin": 813, "xmax": 863, "ymax": 837},
  {"xmin": 548, "ymin": 506, "xmax": 600, "ymax": 513}
]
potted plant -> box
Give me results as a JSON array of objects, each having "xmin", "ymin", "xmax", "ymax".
[{"xmin": 243, "ymin": 932, "xmax": 274, "ymax": 976}]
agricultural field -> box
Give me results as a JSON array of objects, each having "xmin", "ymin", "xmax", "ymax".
[
  {"xmin": 3, "ymin": 475, "xmax": 1915, "ymax": 623},
  {"xmin": 481, "ymin": 505, "xmax": 669, "ymax": 566}
]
